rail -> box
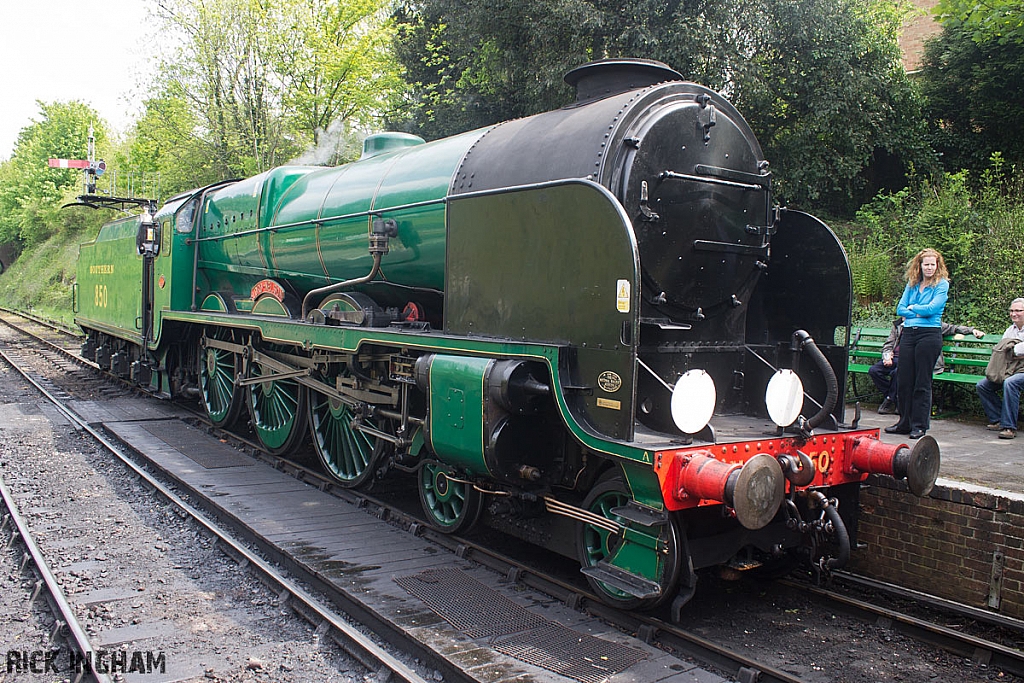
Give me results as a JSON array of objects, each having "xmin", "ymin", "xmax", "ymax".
[{"xmin": 0, "ymin": 344, "xmax": 439, "ymax": 683}]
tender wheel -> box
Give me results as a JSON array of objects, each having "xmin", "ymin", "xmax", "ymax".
[
  {"xmin": 309, "ymin": 380, "xmax": 390, "ymax": 488},
  {"xmin": 246, "ymin": 348, "xmax": 308, "ymax": 456},
  {"xmin": 199, "ymin": 328, "xmax": 243, "ymax": 428},
  {"xmin": 418, "ymin": 461, "xmax": 482, "ymax": 534},
  {"xmin": 576, "ymin": 471, "xmax": 682, "ymax": 610}
]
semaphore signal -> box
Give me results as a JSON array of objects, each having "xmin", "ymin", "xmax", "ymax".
[
  {"xmin": 48, "ymin": 126, "xmax": 154, "ymax": 213},
  {"xmin": 48, "ymin": 158, "xmax": 106, "ymax": 175},
  {"xmin": 47, "ymin": 126, "xmax": 105, "ymax": 194}
]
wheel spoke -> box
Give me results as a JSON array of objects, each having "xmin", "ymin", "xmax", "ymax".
[
  {"xmin": 200, "ymin": 329, "xmax": 242, "ymax": 428},
  {"xmin": 246, "ymin": 350, "xmax": 307, "ymax": 456},
  {"xmin": 308, "ymin": 373, "xmax": 386, "ymax": 488},
  {"xmin": 418, "ymin": 462, "xmax": 480, "ymax": 533}
]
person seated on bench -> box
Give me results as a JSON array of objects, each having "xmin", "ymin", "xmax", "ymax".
[
  {"xmin": 977, "ymin": 297, "xmax": 1024, "ymax": 440},
  {"xmin": 870, "ymin": 317, "xmax": 985, "ymax": 415}
]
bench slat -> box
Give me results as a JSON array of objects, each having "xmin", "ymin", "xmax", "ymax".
[{"xmin": 931, "ymin": 372, "xmax": 983, "ymax": 385}]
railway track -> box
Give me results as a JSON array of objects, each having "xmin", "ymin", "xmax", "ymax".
[
  {"xmin": 786, "ymin": 572, "xmax": 1024, "ymax": 677},
  {"xmin": 0, "ymin": 311, "xmax": 737, "ymax": 683},
  {"xmin": 0, "ymin": 305, "xmax": 81, "ymax": 337},
  {"xmin": 0, "ymin": 472, "xmax": 113, "ymax": 683},
  {"xmin": 2, "ymin": 307, "xmax": 1023, "ymax": 682},
  {"xmin": 0, "ymin": 339, "xmax": 462, "ymax": 683}
]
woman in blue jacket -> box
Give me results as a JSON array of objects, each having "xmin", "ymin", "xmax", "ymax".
[{"xmin": 885, "ymin": 248, "xmax": 949, "ymax": 439}]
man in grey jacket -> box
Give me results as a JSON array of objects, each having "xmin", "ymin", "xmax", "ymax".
[
  {"xmin": 870, "ymin": 318, "xmax": 986, "ymax": 414},
  {"xmin": 976, "ymin": 298, "xmax": 1024, "ymax": 439}
]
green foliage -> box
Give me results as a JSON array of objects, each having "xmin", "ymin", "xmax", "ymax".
[
  {"xmin": 0, "ymin": 230, "xmax": 82, "ymax": 325},
  {"xmin": 149, "ymin": 0, "xmax": 299, "ymax": 181},
  {"xmin": 0, "ymin": 101, "xmax": 109, "ymax": 247},
  {"xmin": 849, "ymin": 237, "xmax": 898, "ymax": 302},
  {"xmin": 391, "ymin": 0, "xmax": 593, "ymax": 139},
  {"xmin": 727, "ymin": 0, "xmax": 934, "ymax": 212},
  {"xmin": 911, "ymin": 171, "xmax": 980, "ymax": 273},
  {"xmin": 917, "ymin": 26, "xmax": 1024, "ymax": 174},
  {"xmin": 949, "ymin": 160, "xmax": 1024, "ymax": 330},
  {"xmin": 936, "ymin": 0, "xmax": 1024, "ymax": 45},
  {"xmin": 117, "ymin": 93, "xmax": 224, "ymax": 196},
  {"xmin": 848, "ymin": 157, "xmax": 1024, "ymax": 332},
  {"xmin": 391, "ymin": 0, "xmax": 933, "ymax": 214},
  {"xmin": 138, "ymin": 0, "xmax": 407, "ymax": 193},
  {"xmin": 271, "ymin": 0, "xmax": 408, "ymax": 155}
]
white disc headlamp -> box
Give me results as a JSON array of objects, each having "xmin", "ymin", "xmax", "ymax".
[
  {"xmin": 670, "ymin": 369, "xmax": 717, "ymax": 434},
  {"xmin": 765, "ymin": 369, "xmax": 804, "ymax": 428}
]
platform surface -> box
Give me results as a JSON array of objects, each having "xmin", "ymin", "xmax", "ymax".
[
  {"xmin": 855, "ymin": 404, "xmax": 1024, "ymax": 498},
  {"xmin": 74, "ymin": 400, "xmax": 725, "ymax": 683}
]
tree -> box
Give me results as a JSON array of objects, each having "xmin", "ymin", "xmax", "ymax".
[
  {"xmin": 391, "ymin": 0, "xmax": 933, "ymax": 214},
  {"xmin": 918, "ymin": 25, "xmax": 1024, "ymax": 173},
  {"xmin": 733, "ymin": 0, "xmax": 934, "ymax": 212},
  {"xmin": 153, "ymin": 0, "xmax": 296, "ymax": 178},
  {"xmin": 392, "ymin": 0, "xmax": 600, "ymax": 139},
  {"xmin": 0, "ymin": 101, "xmax": 107, "ymax": 246},
  {"xmin": 115, "ymin": 94, "xmax": 220, "ymax": 198},
  {"xmin": 269, "ymin": 0, "xmax": 408, "ymax": 164},
  {"xmin": 936, "ymin": 0, "xmax": 1024, "ymax": 45},
  {"xmin": 149, "ymin": 0, "xmax": 407, "ymax": 179}
]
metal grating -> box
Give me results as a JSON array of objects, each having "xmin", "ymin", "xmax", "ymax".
[
  {"xmin": 395, "ymin": 567, "xmax": 646, "ymax": 682},
  {"xmin": 395, "ymin": 566, "xmax": 547, "ymax": 637},
  {"xmin": 141, "ymin": 420, "xmax": 254, "ymax": 468},
  {"xmin": 493, "ymin": 622, "xmax": 647, "ymax": 683}
]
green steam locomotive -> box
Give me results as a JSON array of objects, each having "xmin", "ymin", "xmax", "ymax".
[{"xmin": 75, "ymin": 59, "xmax": 938, "ymax": 613}]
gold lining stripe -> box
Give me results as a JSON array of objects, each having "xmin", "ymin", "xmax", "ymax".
[{"xmin": 315, "ymin": 221, "xmax": 329, "ymax": 282}]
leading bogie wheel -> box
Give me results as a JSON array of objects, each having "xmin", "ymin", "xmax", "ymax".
[
  {"xmin": 576, "ymin": 471, "xmax": 682, "ymax": 610},
  {"xmin": 418, "ymin": 461, "xmax": 482, "ymax": 534},
  {"xmin": 199, "ymin": 328, "xmax": 243, "ymax": 428},
  {"xmin": 246, "ymin": 349, "xmax": 309, "ymax": 456}
]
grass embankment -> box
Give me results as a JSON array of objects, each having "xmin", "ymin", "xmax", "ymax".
[{"xmin": 0, "ymin": 234, "xmax": 80, "ymax": 327}]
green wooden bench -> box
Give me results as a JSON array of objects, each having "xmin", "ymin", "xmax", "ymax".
[{"xmin": 848, "ymin": 326, "xmax": 1001, "ymax": 400}]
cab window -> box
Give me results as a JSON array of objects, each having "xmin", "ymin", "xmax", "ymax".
[
  {"xmin": 176, "ymin": 198, "xmax": 199, "ymax": 233},
  {"xmin": 162, "ymin": 220, "xmax": 171, "ymax": 255}
]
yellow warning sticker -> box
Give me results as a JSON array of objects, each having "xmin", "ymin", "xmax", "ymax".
[{"xmin": 616, "ymin": 279, "xmax": 630, "ymax": 313}]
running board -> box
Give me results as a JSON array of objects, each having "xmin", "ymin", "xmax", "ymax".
[{"xmin": 580, "ymin": 561, "xmax": 662, "ymax": 599}]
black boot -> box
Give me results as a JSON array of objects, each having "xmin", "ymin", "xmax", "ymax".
[{"xmin": 878, "ymin": 398, "xmax": 897, "ymax": 415}]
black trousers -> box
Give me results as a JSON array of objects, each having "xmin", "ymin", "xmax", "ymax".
[
  {"xmin": 893, "ymin": 326, "xmax": 942, "ymax": 431},
  {"xmin": 868, "ymin": 360, "xmax": 898, "ymax": 401}
]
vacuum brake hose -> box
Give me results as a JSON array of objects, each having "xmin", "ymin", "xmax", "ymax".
[{"xmin": 792, "ymin": 330, "xmax": 839, "ymax": 430}]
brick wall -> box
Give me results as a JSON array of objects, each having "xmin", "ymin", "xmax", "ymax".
[
  {"xmin": 850, "ymin": 476, "xmax": 1024, "ymax": 617},
  {"xmin": 900, "ymin": 0, "xmax": 941, "ymax": 72}
]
